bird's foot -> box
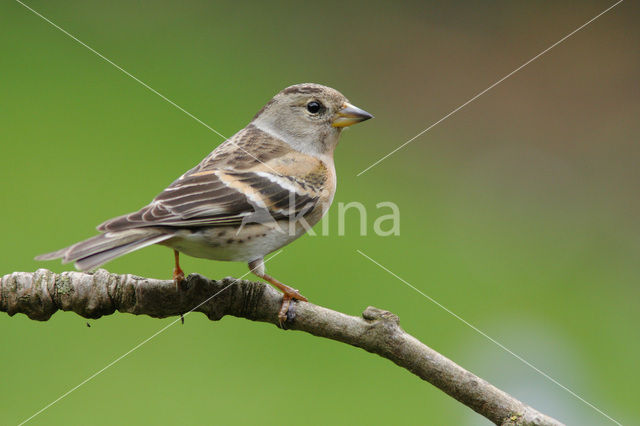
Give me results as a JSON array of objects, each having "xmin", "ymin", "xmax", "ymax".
[
  {"xmin": 173, "ymin": 267, "xmax": 185, "ymax": 290},
  {"xmin": 277, "ymin": 287, "xmax": 307, "ymax": 325},
  {"xmin": 278, "ymin": 296, "xmax": 292, "ymax": 325},
  {"xmin": 284, "ymin": 287, "xmax": 307, "ymax": 303},
  {"xmin": 247, "ymin": 262, "xmax": 308, "ymax": 326}
]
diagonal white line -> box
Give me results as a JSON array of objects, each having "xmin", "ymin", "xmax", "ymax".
[
  {"xmin": 18, "ymin": 250, "xmax": 284, "ymax": 425},
  {"xmin": 356, "ymin": 249, "xmax": 622, "ymax": 425},
  {"xmin": 356, "ymin": 0, "xmax": 624, "ymax": 177},
  {"xmin": 14, "ymin": 0, "xmax": 226, "ymax": 140},
  {"xmin": 14, "ymin": 0, "xmax": 281, "ymax": 176}
]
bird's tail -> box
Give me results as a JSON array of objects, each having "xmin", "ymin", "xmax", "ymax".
[{"xmin": 35, "ymin": 228, "xmax": 176, "ymax": 271}]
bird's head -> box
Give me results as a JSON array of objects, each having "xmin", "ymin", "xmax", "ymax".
[{"xmin": 251, "ymin": 83, "xmax": 373, "ymax": 157}]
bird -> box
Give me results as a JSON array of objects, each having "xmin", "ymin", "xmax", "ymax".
[{"xmin": 36, "ymin": 83, "xmax": 373, "ymax": 321}]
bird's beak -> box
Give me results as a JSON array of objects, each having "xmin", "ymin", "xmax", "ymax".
[{"xmin": 332, "ymin": 102, "xmax": 373, "ymax": 128}]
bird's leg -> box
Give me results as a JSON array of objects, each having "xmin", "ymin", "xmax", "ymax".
[
  {"xmin": 173, "ymin": 249, "xmax": 185, "ymax": 289},
  {"xmin": 248, "ymin": 258, "xmax": 308, "ymax": 324}
]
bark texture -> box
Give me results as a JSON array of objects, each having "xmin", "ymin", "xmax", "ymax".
[{"xmin": 1, "ymin": 269, "xmax": 563, "ymax": 426}]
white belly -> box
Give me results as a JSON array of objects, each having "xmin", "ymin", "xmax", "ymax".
[{"xmin": 162, "ymin": 221, "xmax": 309, "ymax": 263}]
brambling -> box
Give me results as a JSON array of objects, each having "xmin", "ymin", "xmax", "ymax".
[{"xmin": 37, "ymin": 83, "xmax": 373, "ymax": 321}]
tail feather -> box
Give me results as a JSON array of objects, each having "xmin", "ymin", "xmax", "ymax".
[
  {"xmin": 73, "ymin": 233, "xmax": 174, "ymax": 271},
  {"xmin": 36, "ymin": 229, "xmax": 175, "ymax": 271},
  {"xmin": 35, "ymin": 247, "xmax": 70, "ymax": 261},
  {"xmin": 58, "ymin": 230, "xmax": 162, "ymax": 262}
]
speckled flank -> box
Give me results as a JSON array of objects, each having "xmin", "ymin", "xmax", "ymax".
[{"xmin": 165, "ymin": 221, "xmax": 311, "ymax": 262}]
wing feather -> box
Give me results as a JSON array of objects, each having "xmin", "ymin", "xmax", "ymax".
[
  {"xmin": 99, "ymin": 170, "xmax": 319, "ymax": 231},
  {"xmin": 97, "ymin": 125, "xmax": 325, "ymax": 232}
]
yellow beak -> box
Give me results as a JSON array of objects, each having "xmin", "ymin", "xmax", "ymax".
[{"xmin": 332, "ymin": 102, "xmax": 373, "ymax": 128}]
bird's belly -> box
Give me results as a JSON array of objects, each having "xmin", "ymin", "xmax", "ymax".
[{"xmin": 162, "ymin": 222, "xmax": 308, "ymax": 262}]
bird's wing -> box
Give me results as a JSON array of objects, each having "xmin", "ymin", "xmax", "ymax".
[{"xmin": 98, "ymin": 126, "xmax": 327, "ymax": 232}]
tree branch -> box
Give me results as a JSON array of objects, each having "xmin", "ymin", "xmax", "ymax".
[{"xmin": 1, "ymin": 269, "xmax": 562, "ymax": 426}]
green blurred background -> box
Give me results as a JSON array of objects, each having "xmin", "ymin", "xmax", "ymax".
[{"xmin": 1, "ymin": 1, "xmax": 638, "ymax": 424}]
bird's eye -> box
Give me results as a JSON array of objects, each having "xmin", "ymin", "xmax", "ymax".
[{"xmin": 306, "ymin": 101, "xmax": 322, "ymax": 114}]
